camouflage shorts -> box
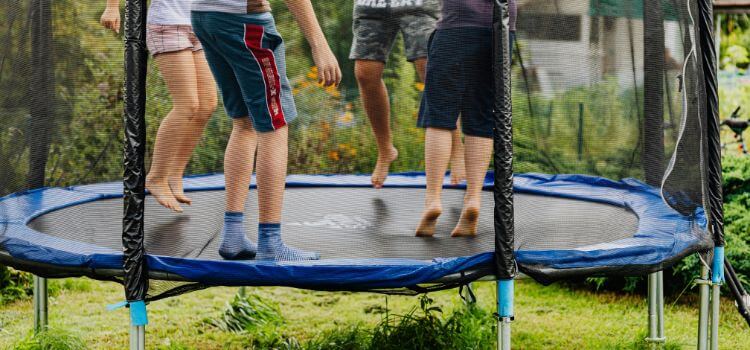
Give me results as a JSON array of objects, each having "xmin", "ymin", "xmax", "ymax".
[{"xmin": 350, "ymin": 0, "xmax": 440, "ymax": 62}]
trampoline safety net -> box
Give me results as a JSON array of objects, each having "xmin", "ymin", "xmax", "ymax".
[{"xmin": 0, "ymin": 0, "xmax": 714, "ymax": 301}]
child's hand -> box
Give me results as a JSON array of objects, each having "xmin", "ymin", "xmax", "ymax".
[
  {"xmin": 100, "ymin": 7, "xmax": 121, "ymax": 34},
  {"xmin": 312, "ymin": 47, "xmax": 342, "ymax": 87}
]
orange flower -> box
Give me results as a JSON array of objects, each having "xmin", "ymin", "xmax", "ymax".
[
  {"xmin": 328, "ymin": 150, "xmax": 340, "ymax": 161},
  {"xmin": 307, "ymin": 66, "xmax": 319, "ymax": 79},
  {"xmin": 415, "ymin": 82, "xmax": 425, "ymax": 92}
]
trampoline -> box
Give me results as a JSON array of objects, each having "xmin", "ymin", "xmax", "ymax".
[
  {"xmin": 0, "ymin": 172, "xmax": 711, "ymax": 292},
  {"xmin": 0, "ymin": 0, "xmax": 731, "ymax": 348}
]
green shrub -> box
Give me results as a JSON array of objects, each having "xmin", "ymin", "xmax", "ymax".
[
  {"xmin": 300, "ymin": 295, "xmax": 494, "ymax": 350},
  {"xmin": 670, "ymin": 156, "xmax": 750, "ymax": 293},
  {"xmin": 12, "ymin": 329, "xmax": 86, "ymax": 350},
  {"xmin": 0, "ymin": 266, "xmax": 32, "ymax": 305},
  {"xmin": 720, "ymin": 156, "xmax": 750, "ymax": 286},
  {"xmin": 303, "ymin": 326, "xmax": 369, "ymax": 350},
  {"xmin": 204, "ymin": 293, "xmax": 284, "ymax": 333}
]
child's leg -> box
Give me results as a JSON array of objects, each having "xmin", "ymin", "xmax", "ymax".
[
  {"xmin": 167, "ymin": 51, "xmax": 218, "ymax": 205},
  {"xmin": 355, "ymin": 60, "xmax": 398, "ymax": 189},
  {"xmin": 416, "ymin": 127, "xmax": 453, "ymax": 237},
  {"xmin": 449, "ymin": 125, "xmax": 466, "ymax": 185},
  {"xmin": 225, "ymin": 119, "xmax": 257, "ymax": 212},
  {"xmin": 413, "ymin": 57, "xmax": 427, "ymax": 82},
  {"xmin": 255, "ymin": 126, "xmax": 319, "ymax": 261},
  {"xmin": 147, "ymin": 50, "xmax": 201, "ymax": 212},
  {"xmin": 255, "ymin": 126, "xmax": 287, "ymax": 223},
  {"xmin": 219, "ymin": 118, "xmax": 258, "ymax": 260},
  {"xmin": 451, "ymin": 135, "xmax": 493, "ymax": 237}
]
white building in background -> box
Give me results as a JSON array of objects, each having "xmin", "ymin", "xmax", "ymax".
[{"xmin": 516, "ymin": 0, "xmax": 686, "ymax": 97}]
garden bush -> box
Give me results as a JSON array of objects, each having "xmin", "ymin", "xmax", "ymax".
[
  {"xmin": 12, "ymin": 329, "xmax": 86, "ymax": 350},
  {"xmin": 204, "ymin": 293, "xmax": 284, "ymax": 333},
  {"xmin": 279, "ymin": 295, "xmax": 494, "ymax": 350},
  {"xmin": 0, "ymin": 267, "xmax": 32, "ymax": 305}
]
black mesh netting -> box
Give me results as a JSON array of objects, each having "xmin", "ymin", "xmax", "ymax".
[{"xmin": 0, "ymin": 0, "xmax": 712, "ymax": 300}]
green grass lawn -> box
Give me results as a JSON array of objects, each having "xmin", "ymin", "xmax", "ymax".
[{"xmin": 1, "ymin": 279, "xmax": 749, "ymax": 349}]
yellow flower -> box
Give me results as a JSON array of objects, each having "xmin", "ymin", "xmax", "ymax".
[
  {"xmin": 325, "ymin": 85, "xmax": 341, "ymax": 97},
  {"xmin": 415, "ymin": 82, "xmax": 425, "ymax": 92},
  {"xmin": 338, "ymin": 111, "xmax": 354, "ymax": 124}
]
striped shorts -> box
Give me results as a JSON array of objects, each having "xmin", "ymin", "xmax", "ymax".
[
  {"xmin": 191, "ymin": 11, "xmax": 296, "ymax": 132},
  {"xmin": 146, "ymin": 24, "xmax": 203, "ymax": 56}
]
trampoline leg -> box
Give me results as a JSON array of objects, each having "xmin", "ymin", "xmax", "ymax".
[
  {"xmin": 239, "ymin": 287, "xmax": 247, "ymax": 298},
  {"xmin": 709, "ymin": 246, "xmax": 724, "ymax": 350},
  {"xmin": 498, "ymin": 317, "xmax": 511, "ymax": 350},
  {"xmin": 129, "ymin": 325, "xmax": 145, "ymax": 350},
  {"xmin": 646, "ymin": 272, "xmax": 666, "ymax": 347},
  {"xmin": 497, "ymin": 280, "xmax": 513, "ymax": 350},
  {"xmin": 710, "ymin": 284, "xmax": 720, "ymax": 350},
  {"xmin": 698, "ymin": 265, "xmax": 710, "ymax": 350},
  {"xmin": 32, "ymin": 276, "xmax": 48, "ymax": 334},
  {"xmin": 657, "ymin": 271, "xmax": 665, "ymax": 341}
]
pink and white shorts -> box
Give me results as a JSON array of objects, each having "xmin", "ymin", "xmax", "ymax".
[{"xmin": 146, "ymin": 24, "xmax": 203, "ymax": 56}]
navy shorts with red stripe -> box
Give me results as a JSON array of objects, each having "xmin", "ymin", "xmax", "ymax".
[{"xmin": 192, "ymin": 11, "xmax": 296, "ymax": 132}]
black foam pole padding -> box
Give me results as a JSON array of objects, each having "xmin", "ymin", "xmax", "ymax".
[
  {"xmin": 642, "ymin": 0, "xmax": 665, "ymax": 187},
  {"xmin": 493, "ymin": 0, "xmax": 517, "ymax": 280},
  {"xmin": 28, "ymin": 0, "xmax": 54, "ymax": 189},
  {"xmin": 123, "ymin": 0, "xmax": 149, "ymax": 302},
  {"xmin": 697, "ymin": 0, "xmax": 724, "ymax": 247}
]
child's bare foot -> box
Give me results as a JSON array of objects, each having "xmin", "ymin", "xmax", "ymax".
[
  {"xmin": 451, "ymin": 205, "xmax": 480, "ymax": 237},
  {"xmin": 169, "ymin": 177, "xmax": 192, "ymax": 205},
  {"xmin": 450, "ymin": 159, "xmax": 466, "ymax": 185},
  {"xmin": 416, "ymin": 205, "xmax": 442, "ymax": 237},
  {"xmin": 372, "ymin": 147, "xmax": 398, "ymax": 189},
  {"xmin": 146, "ymin": 177, "xmax": 183, "ymax": 213}
]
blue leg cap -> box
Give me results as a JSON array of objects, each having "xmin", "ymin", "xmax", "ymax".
[
  {"xmin": 712, "ymin": 246, "xmax": 725, "ymax": 284},
  {"xmin": 129, "ymin": 301, "xmax": 149, "ymax": 326}
]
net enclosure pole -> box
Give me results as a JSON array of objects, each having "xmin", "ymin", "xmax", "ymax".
[
  {"xmin": 123, "ymin": 0, "xmax": 149, "ymax": 349},
  {"xmin": 493, "ymin": 1, "xmax": 516, "ymax": 350},
  {"xmin": 697, "ymin": 0, "xmax": 724, "ymax": 349}
]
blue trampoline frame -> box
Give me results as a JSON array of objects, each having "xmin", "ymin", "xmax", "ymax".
[{"xmin": 0, "ymin": 172, "xmax": 710, "ymax": 290}]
